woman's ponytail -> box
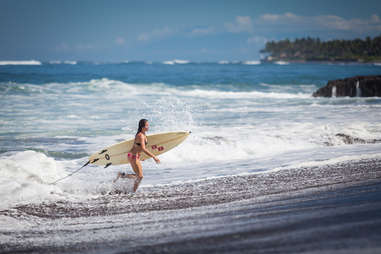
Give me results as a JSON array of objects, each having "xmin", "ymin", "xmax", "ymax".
[{"xmin": 136, "ymin": 119, "xmax": 148, "ymax": 136}]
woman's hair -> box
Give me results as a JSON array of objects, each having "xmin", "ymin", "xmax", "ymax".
[{"xmin": 136, "ymin": 119, "xmax": 148, "ymax": 136}]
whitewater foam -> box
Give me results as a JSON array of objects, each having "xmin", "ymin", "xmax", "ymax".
[
  {"xmin": 274, "ymin": 61, "xmax": 289, "ymax": 65},
  {"xmin": 172, "ymin": 88, "xmax": 311, "ymax": 99},
  {"xmin": 243, "ymin": 60, "xmax": 261, "ymax": 65},
  {"xmin": 269, "ymin": 152, "xmax": 381, "ymax": 173},
  {"xmin": 0, "ymin": 60, "xmax": 42, "ymax": 65},
  {"xmin": 163, "ymin": 59, "xmax": 190, "ymax": 65},
  {"xmin": 64, "ymin": 60, "xmax": 77, "ymax": 65},
  {"xmin": 0, "ymin": 151, "xmax": 67, "ymax": 209},
  {"xmin": 0, "ymin": 150, "xmax": 127, "ymax": 209},
  {"xmin": 4, "ymin": 78, "xmax": 312, "ymax": 100}
]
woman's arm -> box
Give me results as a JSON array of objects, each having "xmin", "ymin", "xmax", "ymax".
[{"xmin": 138, "ymin": 134, "xmax": 160, "ymax": 163}]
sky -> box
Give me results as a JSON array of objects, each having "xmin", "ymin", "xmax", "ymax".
[{"xmin": 1, "ymin": 0, "xmax": 381, "ymax": 62}]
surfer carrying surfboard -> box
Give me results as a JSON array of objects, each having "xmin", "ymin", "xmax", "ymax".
[{"xmin": 113, "ymin": 119, "xmax": 160, "ymax": 192}]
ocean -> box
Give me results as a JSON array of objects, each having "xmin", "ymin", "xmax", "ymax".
[{"xmin": 1, "ymin": 60, "xmax": 381, "ymax": 253}]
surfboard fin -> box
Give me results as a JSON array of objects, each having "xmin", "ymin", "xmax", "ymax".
[
  {"xmin": 104, "ymin": 162, "xmax": 112, "ymax": 168},
  {"xmin": 91, "ymin": 158, "xmax": 99, "ymax": 163},
  {"xmin": 99, "ymin": 149, "xmax": 108, "ymax": 154}
]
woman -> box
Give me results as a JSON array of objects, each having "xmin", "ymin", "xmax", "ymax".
[{"xmin": 113, "ymin": 119, "xmax": 160, "ymax": 192}]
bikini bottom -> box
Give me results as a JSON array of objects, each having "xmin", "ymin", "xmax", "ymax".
[{"xmin": 127, "ymin": 152, "xmax": 140, "ymax": 160}]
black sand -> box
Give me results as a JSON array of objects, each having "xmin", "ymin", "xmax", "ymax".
[{"xmin": 1, "ymin": 158, "xmax": 381, "ymax": 253}]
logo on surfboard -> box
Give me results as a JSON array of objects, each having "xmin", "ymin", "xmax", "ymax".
[{"xmin": 151, "ymin": 145, "xmax": 164, "ymax": 151}]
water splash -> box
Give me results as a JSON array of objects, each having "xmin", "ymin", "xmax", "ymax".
[
  {"xmin": 356, "ymin": 81, "xmax": 362, "ymax": 97},
  {"xmin": 332, "ymin": 86, "xmax": 337, "ymax": 97}
]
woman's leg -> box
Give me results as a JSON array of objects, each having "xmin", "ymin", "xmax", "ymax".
[
  {"xmin": 114, "ymin": 154, "xmax": 139, "ymax": 183},
  {"xmin": 130, "ymin": 159, "xmax": 143, "ymax": 192},
  {"xmin": 114, "ymin": 155, "xmax": 143, "ymax": 192}
]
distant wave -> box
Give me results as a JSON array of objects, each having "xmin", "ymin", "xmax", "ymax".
[
  {"xmin": 0, "ymin": 60, "xmax": 42, "ymax": 66},
  {"xmin": 163, "ymin": 59, "xmax": 190, "ymax": 65},
  {"xmin": 48, "ymin": 61, "xmax": 77, "ymax": 65},
  {"xmin": 64, "ymin": 61, "xmax": 77, "ymax": 65},
  {"xmin": 243, "ymin": 60, "xmax": 261, "ymax": 65},
  {"xmin": 2, "ymin": 78, "xmax": 312, "ymax": 100},
  {"xmin": 79, "ymin": 78, "xmax": 311, "ymax": 99},
  {"xmin": 218, "ymin": 60, "xmax": 261, "ymax": 65},
  {"xmin": 374, "ymin": 63, "xmax": 381, "ymax": 66},
  {"xmin": 174, "ymin": 88, "xmax": 311, "ymax": 99},
  {"xmin": 274, "ymin": 61, "xmax": 289, "ymax": 65}
]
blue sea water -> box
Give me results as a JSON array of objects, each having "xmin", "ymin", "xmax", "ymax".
[{"xmin": 1, "ymin": 60, "xmax": 381, "ymax": 209}]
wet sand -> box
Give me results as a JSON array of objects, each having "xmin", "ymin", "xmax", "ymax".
[{"xmin": 1, "ymin": 158, "xmax": 381, "ymax": 253}]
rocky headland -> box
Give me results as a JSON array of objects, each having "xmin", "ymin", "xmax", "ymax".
[{"xmin": 313, "ymin": 75, "xmax": 381, "ymax": 97}]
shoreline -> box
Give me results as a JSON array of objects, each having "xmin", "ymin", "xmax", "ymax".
[
  {"xmin": 1, "ymin": 158, "xmax": 381, "ymax": 253},
  {"xmin": 262, "ymin": 59, "xmax": 381, "ymax": 65}
]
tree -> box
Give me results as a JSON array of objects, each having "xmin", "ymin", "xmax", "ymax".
[{"xmin": 260, "ymin": 35, "xmax": 381, "ymax": 62}]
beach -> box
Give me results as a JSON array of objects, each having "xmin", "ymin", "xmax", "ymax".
[{"xmin": 1, "ymin": 157, "xmax": 381, "ymax": 253}]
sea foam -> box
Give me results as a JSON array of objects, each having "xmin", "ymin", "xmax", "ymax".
[
  {"xmin": 0, "ymin": 151, "xmax": 66, "ymax": 209},
  {"xmin": 274, "ymin": 61, "xmax": 289, "ymax": 65},
  {"xmin": 163, "ymin": 59, "xmax": 190, "ymax": 64},
  {"xmin": 0, "ymin": 60, "xmax": 42, "ymax": 65},
  {"xmin": 243, "ymin": 60, "xmax": 261, "ymax": 65}
]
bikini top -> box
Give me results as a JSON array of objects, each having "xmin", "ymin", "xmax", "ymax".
[
  {"xmin": 135, "ymin": 136, "xmax": 148, "ymax": 146},
  {"xmin": 135, "ymin": 140, "xmax": 148, "ymax": 146}
]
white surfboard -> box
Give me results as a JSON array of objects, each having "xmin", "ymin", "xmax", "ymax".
[{"xmin": 89, "ymin": 131, "xmax": 190, "ymax": 167}]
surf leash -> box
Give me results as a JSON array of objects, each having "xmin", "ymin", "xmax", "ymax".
[{"xmin": 49, "ymin": 160, "xmax": 90, "ymax": 185}]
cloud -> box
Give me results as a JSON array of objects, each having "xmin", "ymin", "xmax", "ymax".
[
  {"xmin": 56, "ymin": 42, "xmax": 70, "ymax": 51},
  {"xmin": 190, "ymin": 26, "xmax": 215, "ymax": 36},
  {"xmin": 315, "ymin": 14, "xmax": 381, "ymax": 31},
  {"xmin": 55, "ymin": 42, "xmax": 97, "ymax": 52},
  {"xmin": 138, "ymin": 27, "xmax": 173, "ymax": 41},
  {"xmin": 260, "ymin": 12, "xmax": 300, "ymax": 23},
  {"xmin": 115, "ymin": 37, "xmax": 126, "ymax": 45},
  {"xmin": 247, "ymin": 36, "xmax": 268, "ymax": 45},
  {"xmin": 225, "ymin": 16, "xmax": 253, "ymax": 33},
  {"xmin": 75, "ymin": 43, "xmax": 95, "ymax": 50},
  {"xmin": 371, "ymin": 14, "xmax": 381, "ymax": 23},
  {"xmin": 258, "ymin": 12, "xmax": 381, "ymax": 32}
]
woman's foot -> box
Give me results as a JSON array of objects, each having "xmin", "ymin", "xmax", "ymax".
[{"xmin": 113, "ymin": 172, "xmax": 122, "ymax": 183}]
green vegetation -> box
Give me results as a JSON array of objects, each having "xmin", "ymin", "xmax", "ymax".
[{"xmin": 260, "ymin": 35, "xmax": 381, "ymax": 62}]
